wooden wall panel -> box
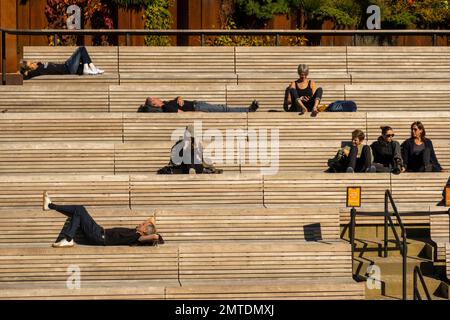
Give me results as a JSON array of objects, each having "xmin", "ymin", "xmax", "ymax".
[{"xmin": 1, "ymin": 0, "xmax": 17, "ymax": 73}]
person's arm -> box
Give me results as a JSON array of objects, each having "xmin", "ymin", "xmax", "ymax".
[
  {"xmin": 310, "ymin": 80, "xmax": 316, "ymax": 96},
  {"xmin": 428, "ymin": 140, "xmax": 443, "ymax": 171},
  {"xmin": 22, "ymin": 68, "xmax": 40, "ymax": 80},
  {"xmin": 138, "ymin": 234, "xmax": 160, "ymax": 244},
  {"xmin": 401, "ymin": 140, "xmax": 410, "ymax": 170}
]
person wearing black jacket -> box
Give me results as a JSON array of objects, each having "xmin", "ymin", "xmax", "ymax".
[
  {"xmin": 42, "ymin": 192, "xmax": 163, "ymax": 248},
  {"xmin": 370, "ymin": 126, "xmax": 405, "ymax": 174},
  {"xmin": 19, "ymin": 46, "xmax": 104, "ymax": 80},
  {"xmin": 401, "ymin": 121, "xmax": 444, "ymax": 172}
]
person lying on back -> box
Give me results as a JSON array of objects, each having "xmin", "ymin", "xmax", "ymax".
[{"xmin": 142, "ymin": 96, "xmax": 259, "ymax": 113}]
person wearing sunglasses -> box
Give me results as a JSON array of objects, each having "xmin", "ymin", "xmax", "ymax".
[
  {"xmin": 370, "ymin": 126, "xmax": 405, "ymax": 174},
  {"xmin": 401, "ymin": 121, "xmax": 444, "ymax": 172}
]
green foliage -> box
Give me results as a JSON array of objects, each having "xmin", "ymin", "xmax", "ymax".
[
  {"xmin": 110, "ymin": 0, "xmax": 149, "ymax": 7},
  {"xmin": 143, "ymin": 0, "xmax": 173, "ymax": 46},
  {"xmin": 235, "ymin": 0, "xmax": 290, "ymax": 20},
  {"xmin": 208, "ymin": 18, "xmax": 308, "ymax": 46},
  {"xmin": 314, "ymin": 0, "xmax": 362, "ymax": 27},
  {"xmin": 208, "ymin": 18, "xmax": 276, "ymax": 46}
]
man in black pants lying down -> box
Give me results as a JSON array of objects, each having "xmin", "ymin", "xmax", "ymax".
[{"xmin": 43, "ymin": 192, "xmax": 164, "ymax": 248}]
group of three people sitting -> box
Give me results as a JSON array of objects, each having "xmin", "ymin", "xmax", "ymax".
[{"xmin": 328, "ymin": 121, "xmax": 444, "ymax": 174}]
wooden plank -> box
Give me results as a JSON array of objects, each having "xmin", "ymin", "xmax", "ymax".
[
  {"xmin": 0, "ymin": 113, "xmax": 123, "ymax": 142},
  {"xmin": 237, "ymin": 73, "xmax": 351, "ymax": 85},
  {"xmin": 235, "ymin": 47, "xmax": 348, "ymax": 74},
  {"xmin": 391, "ymin": 173, "xmax": 449, "ymax": 206},
  {"xmin": 123, "ymin": 113, "xmax": 247, "ymax": 142},
  {"xmin": 178, "ymin": 242, "xmax": 353, "ymax": 281},
  {"xmin": 264, "ymin": 173, "xmax": 390, "ymax": 206},
  {"xmin": 0, "ymin": 175, "xmax": 129, "ymax": 207},
  {"xmin": 155, "ymin": 207, "xmax": 340, "ymax": 242},
  {"xmin": 247, "ymin": 112, "xmax": 366, "ymax": 142},
  {"xmin": 0, "ymin": 84, "xmax": 109, "ymax": 112},
  {"xmin": 347, "ymin": 46, "xmax": 450, "ymax": 74},
  {"xmin": 119, "ymin": 46, "xmax": 235, "ymax": 74},
  {"xmin": 0, "ymin": 142, "xmax": 115, "ymax": 175},
  {"xmin": 119, "ymin": 73, "xmax": 238, "ymax": 85},
  {"xmin": 167, "ymin": 279, "xmax": 364, "ymax": 300},
  {"xmin": 130, "ymin": 173, "xmax": 263, "ymax": 207},
  {"xmin": 346, "ymin": 85, "xmax": 450, "ymax": 112}
]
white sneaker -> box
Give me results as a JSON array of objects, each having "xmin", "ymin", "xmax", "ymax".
[
  {"xmin": 83, "ymin": 64, "xmax": 97, "ymax": 75},
  {"xmin": 88, "ymin": 63, "xmax": 104, "ymax": 74},
  {"xmin": 94, "ymin": 67, "xmax": 104, "ymax": 74},
  {"xmin": 43, "ymin": 191, "xmax": 52, "ymax": 211},
  {"xmin": 52, "ymin": 238, "xmax": 74, "ymax": 248}
]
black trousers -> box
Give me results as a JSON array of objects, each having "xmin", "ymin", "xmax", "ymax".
[
  {"xmin": 49, "ymin": 203, "xmax": 104, "ymax": 245},
  {"xmin": 348, "ymin": 145, "xmax": 372, "ymax": 172},
  {"xmin": 407, "ymin": 149, "xmax": 433, "ymax": 172},
  {"xmin": 283, "ymin": 87, "xmax": 323, "ymax": 112}
]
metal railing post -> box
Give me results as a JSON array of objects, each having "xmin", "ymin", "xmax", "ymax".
[
  {"xmin": 125, "ymin": 33, "xmax": 130, "ymax": 46},
  {"xmin": 384, "ymin": 191, "xmax": 389, "ymax": 257},
  {"xmin": 1, "ymin": 30, "xmax": 6, "ymax": 85},
  {"xmin": 413, "ymin": 267, "xmax": 419, "ymax": 300},
  {"xmin": 276, "ymin": 34, "xmax": 280, "ymax": 46},
  {"xmin": 350, "ymin": 207, "xmax": 356, "ymax": 276},
  {"xmin": 201, "ymin": 33, "xmax": 205, "ymax": 46},
  {"xmin": 53, "ymin": 33, "xmax": 58, "ymax": 46},
  {"xmin": 402, "ymin": 235, "xmax": 407, "ymax": 300},
  {"xmin": 433, "ymin": 33, "xmax": 437, "ymax": 46}
]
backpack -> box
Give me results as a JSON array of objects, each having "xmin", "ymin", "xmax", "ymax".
[{"xmin": 326, "ymin": 101, "xmax": 357, "ymax": 112}]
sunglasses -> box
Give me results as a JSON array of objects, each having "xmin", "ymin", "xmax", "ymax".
[{"xmin": 385, "ymin": 134, "xmax": 395, "ymax": 138}]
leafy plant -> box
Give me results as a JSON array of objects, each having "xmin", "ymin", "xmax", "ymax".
[
  {"xmin": 110, "ymin": 0, "xmax": 149, "ymax": 6},
  {"xmin": 143, "ymin": 0, "xmax": 173, "ymax": 46},
  {"xmin": 45, "ymin": 0, "xmax": 114, "ymax": 46},
  {"xmin": 235, "ymin": 0, "xmax": 290, "ymax": 20},
  {"xmin": 314, "ymin": 0, "xmax": 362, "ymax": 28}
]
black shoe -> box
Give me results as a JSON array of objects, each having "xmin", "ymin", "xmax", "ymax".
[
  {"xmin": 249, "ymin": 100, "xmax": 259, "ymax": 112},
  {"xmin": 157, "ymin": 233, "xmax": 164, "ymax": 244}
]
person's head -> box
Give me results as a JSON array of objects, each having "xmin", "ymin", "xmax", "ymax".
[
  {"xmin": 145, "ymin": 97, "xmax": 164, "ymax": 108},
  {"xmin": 297, "ymin": 64, "xmax": 309, "ymax": 82},
  {"xmin": 19, "ymin": 60, "xmax": 39, "ymax": 76},
  {"xmin": 380, "ymin": 126, "xmax": 395, "ymax": 143},
  {"xmin": 136, "ymin": 218, "xmax": 156, "ymax": 236},
  {"xmin": 351, "ymin": 129, "xmax": 365, "ymax": 146},
  {"xmin": 410, "ymin": 121, "xmax": 426, "ymax": 140}
]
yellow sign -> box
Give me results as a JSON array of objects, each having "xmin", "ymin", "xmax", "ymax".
[
  {"xmin": 347, "ymin": 187, "xmax": 361, "ymax": 208},
  {"xmin": 445, "ymin": 187, "xmax": 450, "ymax": 207}
]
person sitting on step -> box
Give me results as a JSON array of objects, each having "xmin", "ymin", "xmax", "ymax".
[
  {"xmin": 142, "ymin": 96, "xmax": 259, "ymax": 113},
  {"xmin": 283, "ymin": 64, "xmax": 324, "ymax": 117},
  {"xmin": 327, "ymin": 129, "xmax": 376, "ymax": 173},
  {"xmin": 371, "ymin": 126, "xmax": 405, "ymax": 174},
  {"xmin": 43, "ymin": 192, "xmax": 164, "ymax": 248},
  {"xmin": 401, "ymin": 121, "xmax": 444, "ymax": 172},
  {"xmin": 19, "ymin": 46, "xmax": 104, "ymax": 80}
]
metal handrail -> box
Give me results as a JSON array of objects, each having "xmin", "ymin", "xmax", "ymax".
[
  {"xmin": 2, "ymin": 28, "xmax": 450, "ymax": 85},
  {"xmin": 349, "ymin": 189, "xmax": 408, "ymax": 300},
  {"xmin": 384, "ymin": 189, "xmax": 408, "ymax": 300},
  {"xmin": 413, "ymin": 266, "xmax": 432, "ymax": 300}
]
